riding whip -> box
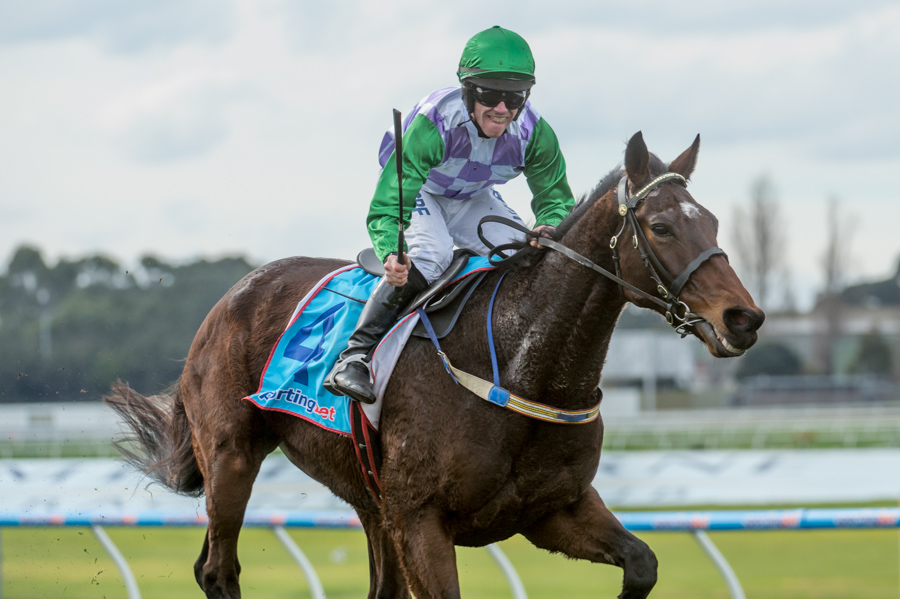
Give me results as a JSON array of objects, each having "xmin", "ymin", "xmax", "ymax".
[{"xmin": 392, "ymin": 109, "xmax": 405, "ymax": 259}]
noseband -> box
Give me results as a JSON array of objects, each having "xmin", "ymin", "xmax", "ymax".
[{"xmin": 610, "ymin": 173, "xmax": 727, "ymax": 333}]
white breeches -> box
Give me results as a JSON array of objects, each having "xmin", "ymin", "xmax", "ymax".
[{"xmin": 404, "ymin": 187, "xmax": 527, "ymax": 283}]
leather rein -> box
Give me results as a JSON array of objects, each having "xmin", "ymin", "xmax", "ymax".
[{"xmin": 479, "ymin": 172, "xmax": 727, "ymax": 337}]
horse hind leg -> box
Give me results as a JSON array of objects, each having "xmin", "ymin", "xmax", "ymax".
[
  {"xmin": 189, "ymin": 399, "xmax": 277, "ymax": 598},
  {"xmin": 194, "ymin": 534, "xmax": 210, "ymax": 590},
  {"xmin": 194, "ymin": 434, "xmax": 274, "ymax": 598},
  {"xmin": 523, "ymin": 489, "xmax": 657, "ymax": 599},
  {"xmin": 358, "ymin": 510, "xmax": 410, "ymax": 599}
]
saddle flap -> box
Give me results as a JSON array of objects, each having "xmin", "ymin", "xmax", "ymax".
[
  {"xmin": 411, "ymin": 270, "xmax": 488, "ymax": 340},
  {"xmin": 400, "ymin": 250, "xmax": 472, "ymax": 317}
]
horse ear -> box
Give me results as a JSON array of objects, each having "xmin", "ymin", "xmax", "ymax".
[
  {"xmin": 625, "ymin": 131, "xmax": 651, "ymax": 188},
  {"xmin": 668, "ymin": 134, "xmax": 701, "ymax": 180}
]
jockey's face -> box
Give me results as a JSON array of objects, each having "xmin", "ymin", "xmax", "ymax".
[{"xmin": 472, "ymin": 100, "xmax": 517, "ymax": 138}]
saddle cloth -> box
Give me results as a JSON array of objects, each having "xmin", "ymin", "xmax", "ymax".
[{"xmin": 243, "ymin": 259, "xmax": 494, "ymax": 434}]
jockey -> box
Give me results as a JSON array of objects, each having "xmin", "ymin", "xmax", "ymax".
[{"xmin": 327, "ymin": 25, "xmax": 575, "ymax": 404}]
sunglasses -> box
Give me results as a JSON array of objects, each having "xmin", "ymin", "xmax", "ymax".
[{"xmin": 470, "ymin": 86, "xmax": 528, "ymax": 111}]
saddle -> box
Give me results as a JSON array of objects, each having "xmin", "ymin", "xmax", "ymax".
[{"xmin": 355, "ymin": 247, "xmax": 488, "ymax": 334}]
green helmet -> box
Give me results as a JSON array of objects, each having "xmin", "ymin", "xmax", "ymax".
[{"xmin": 457, "ymin": 26, "xmax": 535, "ymax": 92}]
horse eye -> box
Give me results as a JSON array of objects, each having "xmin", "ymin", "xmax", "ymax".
[{"xmin": 650, "ymin": 224, "xmax": 671, "ymax": 237}]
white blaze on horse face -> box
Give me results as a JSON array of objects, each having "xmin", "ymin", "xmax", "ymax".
[{"xmin": 680, "ymin": 202, "xmax": 701, "ymax": 219}]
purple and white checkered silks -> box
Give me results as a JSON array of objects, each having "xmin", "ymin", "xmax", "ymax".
[{"xmin": 378, "ymin": 87, "xmax": 541, "ymax": 201}]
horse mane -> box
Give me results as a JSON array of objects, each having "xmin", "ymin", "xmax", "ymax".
[{"xmin": 496, "ymin": 153, "xmax": 669, "ymax": 270}]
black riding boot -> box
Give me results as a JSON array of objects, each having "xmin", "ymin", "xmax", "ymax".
[{"xmin": 326, "ymin": 267, "xmax": 427, "ymax": 403}]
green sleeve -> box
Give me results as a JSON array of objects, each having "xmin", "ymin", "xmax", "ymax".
[
  {"xmin": 523, "ymin": 117, "xmax": 575, "ymax": 227},
  {"xmin": 367, "ymin": 114, "xmax": 445, "ymax": 263}
]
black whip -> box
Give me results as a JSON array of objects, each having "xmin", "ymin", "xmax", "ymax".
[{"xmin": 392, "ymin": 109, "xmax": 405, "ymax": 258}]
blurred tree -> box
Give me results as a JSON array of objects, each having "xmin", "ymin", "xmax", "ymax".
[
  {"xmin": 820, "ymin": 197, "xmax": 854, "ymax": 297},
  {"xmin": 735, "ymin": 342, "xmax": 804, "ymax": 379},
  {"xmin": 7, "ymin": 245, "xmax": 48, "ymax": 277},
  {"xmin": 814, "ymin": 197, "xmax": 857, "ymax": 375},
  {"xmin": 848, "ymin": 329, "xmax": 893, "ymax": 378},
  {"xmin": 0, "ymin": 245, "xmax": 257, "ymax": 403},
  {"xmin": 731, "ymin": 175, "xmax": 787, "ymax": 310}
]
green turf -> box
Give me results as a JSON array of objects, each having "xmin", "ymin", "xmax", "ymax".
[{"xmin": 3, "ymin": 525, "xmax": 898, "ymax": 598}]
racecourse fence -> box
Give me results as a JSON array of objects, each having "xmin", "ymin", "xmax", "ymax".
[
  {"xmin": 2, "ymin": 507, "xmax": 898, "ymax": 599},
  {"xmin": 5, "ymin": 402, "xmax": 900, "ymax": 457},
  {"xmin": 601, "ymin": 403, "xmax": 900, "ymax": 450}
]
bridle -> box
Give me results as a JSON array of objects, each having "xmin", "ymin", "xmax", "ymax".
[
  {"xmin": 438, "ymin": 172, "xmax": 728, "ymax": 423},
  {"xmin": 478, "ymin": 172, "xmax": 727, "ymax": 337},
  {"xmin": 610, "ymin": 172, "xmax": 727, "ymax": 334}
]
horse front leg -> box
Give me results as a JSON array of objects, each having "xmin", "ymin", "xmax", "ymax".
[
  {"xmin": 523, "ymin": 488, "xmax": 657, "ymax": 599},
  {"xmin": 357, "ymin": 510, "xmax": 411, "ymax": 599},
  {"xmin": 385, "ymin": 505, "xmax": 460, "ymax": 599}
]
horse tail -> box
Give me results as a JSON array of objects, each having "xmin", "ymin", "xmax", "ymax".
[{"xmin": 104, "ymin": 379, "xmax": 205, "ymax": 497}]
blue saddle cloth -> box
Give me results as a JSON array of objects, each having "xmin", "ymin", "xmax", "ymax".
[{"xmin": 244, "ymin": 258, "xmax": 494, "ymax": 435}]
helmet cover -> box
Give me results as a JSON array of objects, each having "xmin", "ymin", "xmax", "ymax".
[{"xmin": 457, "ymin": 26, "xmax": 535, "ymax": 91}]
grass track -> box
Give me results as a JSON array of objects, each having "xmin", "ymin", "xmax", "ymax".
[{"xmin": 2, "ymin": 525, "xmax": 898, "ymax": 598}]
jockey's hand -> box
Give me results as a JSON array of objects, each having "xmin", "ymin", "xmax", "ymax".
[
  {"xmin": 383, "ymin": 253, "xmax": 410, "ymax": 287},
  {"xmin": 530, "ymin": 225, "xmax": 556, "ymax": 249}
]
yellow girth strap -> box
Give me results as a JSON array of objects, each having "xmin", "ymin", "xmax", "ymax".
[{"xmin": 437, "ymin": 351, "xmax": 601, "ymax": 425}]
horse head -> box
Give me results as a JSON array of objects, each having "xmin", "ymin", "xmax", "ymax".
[{"xmin": 616, "ymin": 131, "xmax": 764, "ymax": 357}]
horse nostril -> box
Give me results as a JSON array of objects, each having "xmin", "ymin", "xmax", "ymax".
[{"xmin": 723, "ymin": 307, "xmax": 765, "ymax": 333}]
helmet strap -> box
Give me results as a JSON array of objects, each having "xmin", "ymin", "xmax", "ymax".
[{"xmin": 461, "ymin": 82, "xmax": 476, "ymax": 116}]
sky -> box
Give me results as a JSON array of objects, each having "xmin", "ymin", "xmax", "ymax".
[{"xmin": 1, "ymin": 0, "xmax": 898, "ymax": 311}]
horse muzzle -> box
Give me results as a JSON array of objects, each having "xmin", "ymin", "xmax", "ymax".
[{"xmin": 692, "ymin": 306, "xmax": 765, "ymax": 357}]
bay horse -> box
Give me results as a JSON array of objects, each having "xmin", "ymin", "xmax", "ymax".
[{"xmin": 106, "ymin": 132, "xmax": 764, "ymax": 599}]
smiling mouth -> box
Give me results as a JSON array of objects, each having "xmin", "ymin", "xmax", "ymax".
[
  {"xmin": 487, "ymin": 115, "xmax": 509, "ymax": 124},
  {"xmin": 694, "ymin": 321, "xmax": 745, "ymax": 357}
]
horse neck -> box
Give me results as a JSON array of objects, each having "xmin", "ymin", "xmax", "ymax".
[{"xmin": 495, "ymin": 194, "xmax": 626, "ymax": 408}]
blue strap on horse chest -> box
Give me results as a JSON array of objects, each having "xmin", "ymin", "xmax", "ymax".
[{"xmin": 418, "ymin": 273, "xmax": 600, "ymax": 424}]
